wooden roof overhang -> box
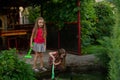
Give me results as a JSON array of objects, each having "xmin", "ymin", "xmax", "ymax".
[
  {"xmin": 0, "ymin": 0, "xmax": 50, "ymax": 7},
  {"xmin": 0, "ymin": 0, "xmax": 30, "ymax": 7},
  {"xmin": 0, "ymin": 0, "xmax": 31, "ymax": 15},
  {"xmin": 0, "ymin": 0, "xmax": 50, "ymax": 15}
]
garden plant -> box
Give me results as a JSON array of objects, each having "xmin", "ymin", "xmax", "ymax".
[{"xmin": 0, "ymin": 48, "xmax": 36, "ymax": 80}]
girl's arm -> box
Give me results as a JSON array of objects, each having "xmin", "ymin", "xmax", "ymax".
[
  {"xmin": 54, "ymin": 60, "xmax": 61, "ymax": 65},
  {"xmin": 30, "ymin": 34, "xmax": 33, "ymax": 47},
  {"xmin": 44, "ymin": 31, "xmax": 47, "ymax": 45},
  {"xmin": 49, "ymin": 52, "xmax": 57, "ymax": 62},
  {"xmin": 43, "ymin": 29, "xmax": 47, "ymax": 50},
  {"xmin": 44, "ymin": 36, "xmax": 46, "ymax": 50},
  {"xmin": 30, "ymin": 28, "xmax": 35, "ymax": 47}
]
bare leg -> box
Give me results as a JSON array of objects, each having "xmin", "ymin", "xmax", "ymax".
[
  {"xmin": 39, "ymin": 52, "xmax": 44, "ymax": 68},
  {"xmin": 33, "ymin": 52, "xmax": 39, "ymax": 69},
  {"xmin": 38, "ymin": 52, "xmax": 47, "ymax": 71}
]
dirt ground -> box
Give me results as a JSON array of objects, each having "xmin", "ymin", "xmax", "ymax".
[{"xmin": 18, "ymin": 50, "xmax": 98, "ymax": 70}]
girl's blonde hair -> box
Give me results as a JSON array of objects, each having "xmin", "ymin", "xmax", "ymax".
[
  {"xmin": 55, "ymin": 48, "xmax": 66, "ymax": 63},
  {"xmin": 58, "ymin": 48, "xmax": 66, "ymax": 55},
  {"xmin": 32, "ymin": 17, "xmax": 47, "ymax": 39}
]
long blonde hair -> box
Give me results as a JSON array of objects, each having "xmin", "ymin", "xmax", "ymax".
[{"xmin": 32, "ymin": 17, "xmax": 47, "ymax": 39}]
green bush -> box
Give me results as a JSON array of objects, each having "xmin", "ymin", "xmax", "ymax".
[
  {"xmin": 0, "ymin": 49, "xmax": 36, "ymax": 80},
  {"xmin": 94, "ymin": 1, "xmax": 115, "ymax": 41},
  {"xmin": 107, "ymin": 0, "xmax": 120, "ymax": 80},
  {"xmin": 82, "ymin": 37, "xmax": 110, "ymax": 69}
]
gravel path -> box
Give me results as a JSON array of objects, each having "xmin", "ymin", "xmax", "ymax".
[{"xmin": 18, "ymin": 50, "xmax": 97, "ymax": 69}]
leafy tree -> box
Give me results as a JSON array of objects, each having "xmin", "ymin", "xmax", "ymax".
[
  {"xmin": 80, "ymin": 0, "xmax": 97, "ymax": 52},
  {"xmin": 27, "ymin": 0, "xmax": 96, "ymax": 32},
  {"xmin": 42, "ymin": 0, "xmax": 78, "ymax": 30},
  {"xmin": 82, "ymin": 1, "xmax": 115, "ymax": 54},
  {"xmin": 94, "ymin": 1, "xmax": 115, "ymax": 42},
  {"xmin": 28, "ymin": 6, "xmax": 41, "ymax": 23},
  {"xmin": 81, "ymin": 1, "xmax": 114, "ymax": 75},
  {"xmin": 107, "ymin": 0, "xmax": 120, "ymax": 80}
]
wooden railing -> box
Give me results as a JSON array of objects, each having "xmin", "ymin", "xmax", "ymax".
[
  {"xmin": 0, "ymin": 24, "xmax": 34, "ymax": 50},
  {"xmin": 0, "ymin": 30, "xmax": 27, "ymax": 37}
]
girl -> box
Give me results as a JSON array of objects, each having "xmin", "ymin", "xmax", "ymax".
[
  {"xmin": 30, "ymin": 17, "xmax": 47, "ymax": 72},
  {"xmin": 49, "ymin": 48, "xmax": 66, "ymax": 71}
]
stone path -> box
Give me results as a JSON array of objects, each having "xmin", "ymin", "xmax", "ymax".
[
  {"xmin": 18, "ymin": 50, "xmax": 103, "ymax": 80},
  {"xmin": 18, "ymin": 50, "xmax": 98, "ymax": 70}
]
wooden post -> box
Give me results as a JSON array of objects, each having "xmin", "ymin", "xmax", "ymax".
[
  {"xmin": 58, "ymin": 31, "xmax": 60, "ymax": 49},
  {"xmin": 77, "ymin": 0, "xmax": 81, "ymax": 55}
]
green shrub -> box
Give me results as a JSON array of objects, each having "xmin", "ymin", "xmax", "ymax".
[
  {"xmin": 108, "ymin": 12, "xmax": 120, "ymax": 80},
  {"xmin": 82, "ymin": 37, "xmax": 110, "ymax": 69},
  {"xmin": 0, "ymin": 48, "xmax": 36, "ymax": 80}
]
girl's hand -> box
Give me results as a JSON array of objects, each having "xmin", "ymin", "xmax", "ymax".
[
  {"xmin": 30, "ymin": 43, "xmax": 33, "ymax": 48},
  {"xmin": 44, "ymin": 44, "xmax": 46, "ymax": 50},
  {"xmin": 52, "ymin": 57, "xmax": 55, "ymax": 64},
  {"xmin": 49, "ymin": 52, "xmax": 56, "ymax": 65},
  {"xmin": 30, "ymin": 42, "xmax": 33, "ymax": 48}
]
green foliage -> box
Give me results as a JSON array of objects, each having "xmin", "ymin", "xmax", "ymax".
[
  {"xmin": 82, "ymin": 1, "xmax": 114, "ymax": 70},
  {"xmin": 28, "ymin": 6, "xmax": 41, "ymax": 23},
  {"xmin": 81, "ymin": 2, "xmax": 114, "ymax": 77},
  {"xmin": 82, "ymin": 37, "xmax": 110, "ymax": 68},
  {"xmin": 43, "ymin": 0, "xmax": 78, "ymax": 30},
  {"xmin": 80, "ymin": 0, "xmax": 97, "ymax": 48},
  {"xmin": 82, "ymin": 1, "xmax": 115, "ymax": 54},
  {"xmin": 94, "ymin": 1, "xmax": 115, "ymax": 39},
  {"xmin": 0, "ymin": 49, "xmax": 36, "ymax": 80},
  {"xmin": 108, "ymin": 1, "xmax": 120, "ymax": 79},
  {"xmin": 51, "ymin": 0, "xmax": 63, "ymax": 3},
  {"xmin": 27, "ymin": 0, "xmax": 78, "ymax": 30},
  {"xmin": 108, "ymin": 0, "xmax": 120, "ymax": 10}
]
